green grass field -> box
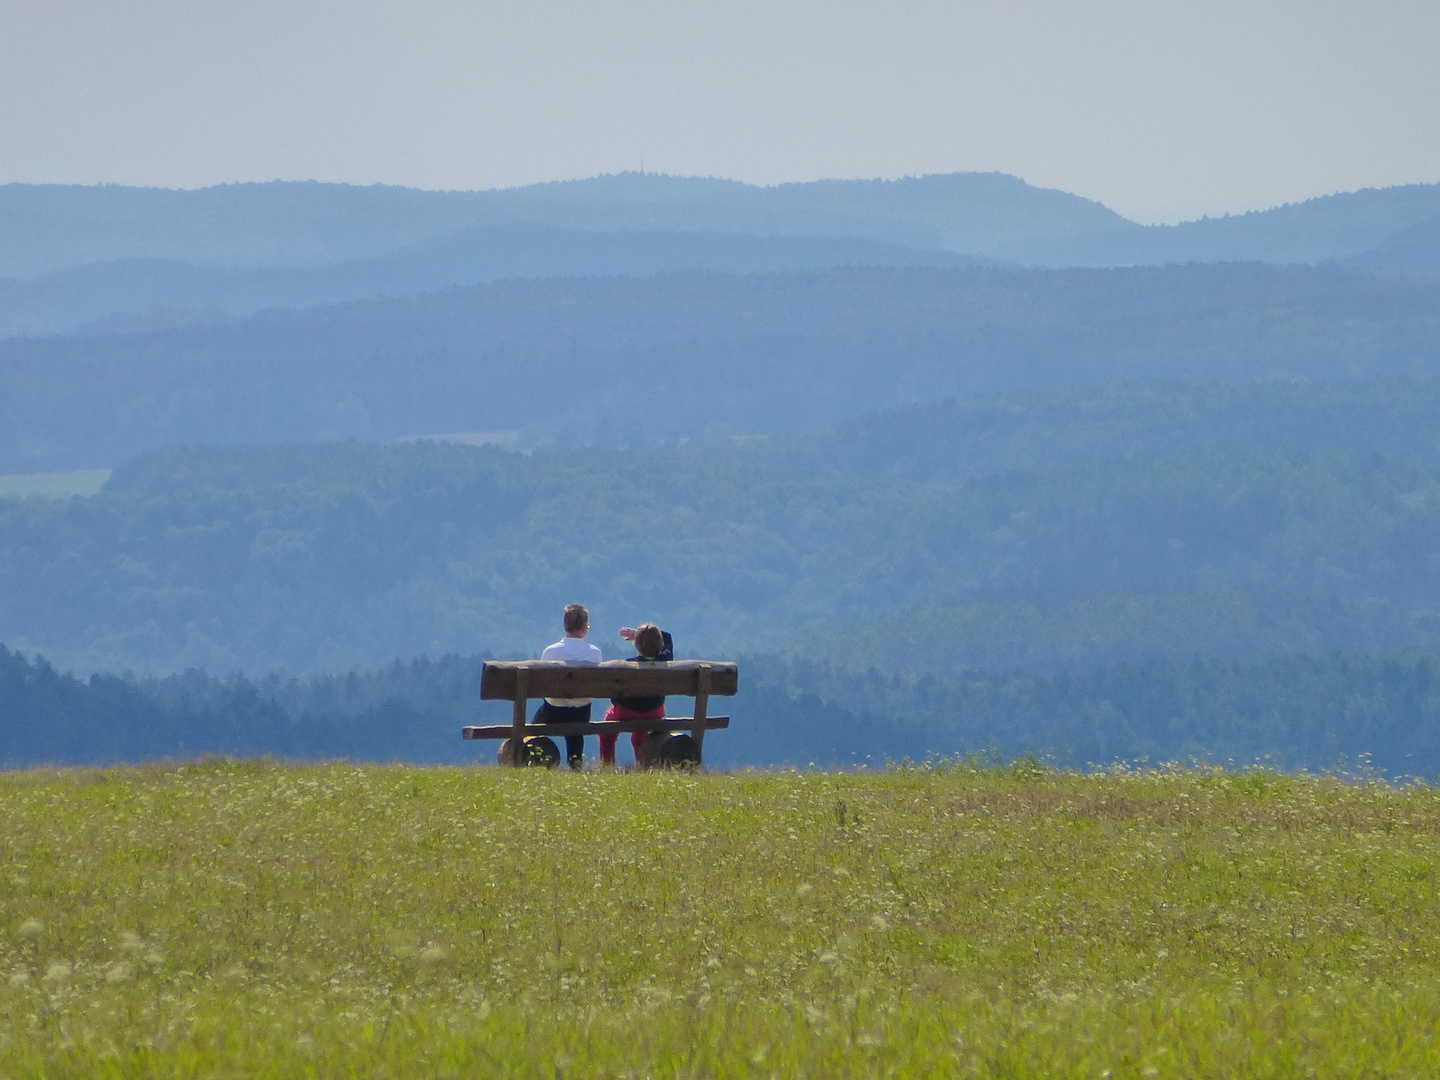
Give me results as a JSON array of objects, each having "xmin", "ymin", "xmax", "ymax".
[{"xmin": 3, "ymin": 761, "xmax": 1439, "ymax": 1078}]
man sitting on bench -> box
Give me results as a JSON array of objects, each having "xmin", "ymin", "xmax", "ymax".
[{"xmin": 535, "ymin": 603, "xmax": 603, "ymax": 769}]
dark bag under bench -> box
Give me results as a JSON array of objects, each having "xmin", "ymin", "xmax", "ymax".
[{"xmin": 463, "ymin": 659, "xmax": 739, "ymax": 766}]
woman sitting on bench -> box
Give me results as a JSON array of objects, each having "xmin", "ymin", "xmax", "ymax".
[{"xmin": 598, "ymin": 623, "xmax": 673, "ymax": 766}]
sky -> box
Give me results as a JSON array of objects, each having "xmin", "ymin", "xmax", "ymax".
[{"xmin": 3, "ymin": 0, "xmax": 1438, "ymax": 224}]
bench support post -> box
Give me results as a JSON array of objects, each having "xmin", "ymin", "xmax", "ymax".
[
  {"xmin": 692, "ymin": 663, "xmax": 712, "ymax": 762},
  {"xmin": 509, "ymin": 668, "xmax": 529, "ymax": 767}
]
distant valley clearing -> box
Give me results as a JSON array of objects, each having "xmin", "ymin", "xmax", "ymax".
[{"xmin": 0, "ymin": 469, "xmax": 110, "ymax": 499}]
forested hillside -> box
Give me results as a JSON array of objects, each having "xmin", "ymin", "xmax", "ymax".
[
  {"xmin": 4, "ymin": 262, "xmax": 1438, "ymax": 472},
  {"xmin": 4, "ymin": 378, "xmax": 1440, "ymax": 676}
]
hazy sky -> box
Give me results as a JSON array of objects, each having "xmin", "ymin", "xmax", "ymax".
[{"xmin": 4, "ymin": 0, "xmax": 1437, "ymax": 223}]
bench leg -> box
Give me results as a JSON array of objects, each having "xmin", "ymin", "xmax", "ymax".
[
  {"xmin": 691, "ymin": 664, "xmax": 711, "ymax": 764},
  {"xmin": 508, "ymin": 671, "xmax": 529, "ymax": 767}
]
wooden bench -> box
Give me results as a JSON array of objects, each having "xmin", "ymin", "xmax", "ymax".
[{"xmin": 463, "ymin": 659, "xmax": 739, "ymax": 767}]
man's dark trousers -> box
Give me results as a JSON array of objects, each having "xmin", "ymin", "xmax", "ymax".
[{"xmin": 533, "ymin": 701, "xmax": 591, "ymax": 769}]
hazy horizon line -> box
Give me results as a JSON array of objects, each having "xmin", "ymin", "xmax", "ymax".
[{"xmin": 7, "ymin": 169, "xmax": 1439, "ymax": 228}]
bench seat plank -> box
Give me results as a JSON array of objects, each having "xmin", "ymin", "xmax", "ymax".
[
  {"xmin": 481, "ymin": 660, "xmax": 738, "ymax": 701},
  {"xmin": 462, "ymin": 716, "xmax": 729, "ymax": 740}
]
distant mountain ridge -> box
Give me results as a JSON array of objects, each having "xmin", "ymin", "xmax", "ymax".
[
  {"xmin": 4, "ymin": 173, "xmax": 1439, "ymax": 339},
  {"xmin": 6, "ymin": 172, "xmax": 1439, "ymax": 276},
  {"xmin": 0, "ymin": 172, "xmax": 1124, "ymax": 279},
  {"xmin": 1024, "ymin": 183, "xmax": 1440, "ymax": 268}
]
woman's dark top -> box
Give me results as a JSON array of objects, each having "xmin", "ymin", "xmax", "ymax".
[{"xmin": 612, "ymin": 630, "xmax": 674, "ymax": 713}]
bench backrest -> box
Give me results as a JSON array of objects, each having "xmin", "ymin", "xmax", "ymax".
[{"xmin": 481, "ymin": 660, "xmax": 738, "ymax": 701}]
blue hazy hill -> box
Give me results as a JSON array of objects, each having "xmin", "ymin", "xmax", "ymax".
[
  {"xmin": 1177, "ymin": 184, "xmax": 1440, "ymax": 262},
  {"xmin": 6, "ymin": 173, "xmax": 1439, "ymax": 282},
  {"xmin": 0, "ymin": 172, "xmax": 1127, "ymax": 279},
  {"xmin": 0, "ymin": 223, "xmax": 999, "ymax": 339},
  {"xmin": 3, "ymin": 262, "xmax": 1438, "ymax": 474},
  {"xmin": 1021, "ymin": 183, "xmax": 1440, "ymax": 267},
  {"xmin": 1338, "ymin": 215, "xmax": 1440, "ymax": 279},
  {"xmin": 6, "ymin": 174, "xmax": 1440, "ymax": 339}
]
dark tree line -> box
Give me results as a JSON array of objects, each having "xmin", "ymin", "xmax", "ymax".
[{"xmin": 7, "ymin": 645, "xmax": 1440, "ymax": 776}]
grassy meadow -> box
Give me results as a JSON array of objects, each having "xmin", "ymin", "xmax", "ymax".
[{"xmin": 3, "ymin": 760, "xmax": 1440, "ymax": 1077}]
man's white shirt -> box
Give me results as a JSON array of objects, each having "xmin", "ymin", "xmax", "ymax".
[{"xmin": 540, "ymin": 635, "xmax": 603, "ymax": 706}]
